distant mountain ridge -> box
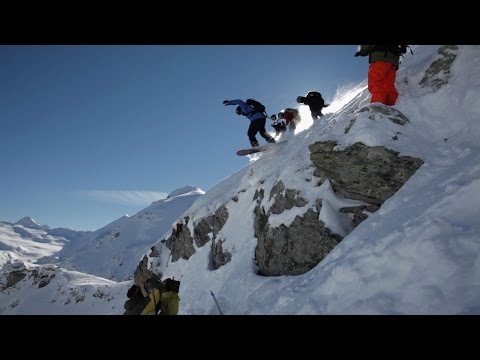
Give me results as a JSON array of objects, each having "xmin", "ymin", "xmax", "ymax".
[
  {"xmin": 46, "ymin": 186, "xmax": 205, "ymax": 280},
  {"xmin": 0, "ymin": 186, "xmax": 205, "ymax": 314},
  {"xmin": 15, "ymin": 216, "xmax": 50, "ymax": 230}
]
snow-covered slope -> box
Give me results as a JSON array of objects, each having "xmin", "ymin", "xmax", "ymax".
[
  {"xmin": 52, "ymin": 186, "xmax": 204, "ymax": 281},
  {"xmin": 0, "ymin": 218, "xmax": 86, "ymax": 270},
  {"xmin": 0, "ymin": 262, "xmax": 127, "ymax": 315},
  {"xmin": 145, "ymin": 45, "xmax": 480, "ymax": 314}
]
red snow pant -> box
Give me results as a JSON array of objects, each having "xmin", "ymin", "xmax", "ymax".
[{"xmin": 368, "ymin": 61, "xmax": 398, "ymax": 106}]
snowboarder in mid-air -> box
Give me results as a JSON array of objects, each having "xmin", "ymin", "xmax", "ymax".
[{"xmin": 223, "ymin": 99, "xmax": 276, "ymax": 148}]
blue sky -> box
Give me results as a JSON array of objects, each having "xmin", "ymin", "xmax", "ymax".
[{"xmin": 0, "ymin": 45, "xmax": 366, "ymax": 230}]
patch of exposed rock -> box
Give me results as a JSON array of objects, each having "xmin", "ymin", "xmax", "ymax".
[
  {"xmin": 419, "ymin": 45, "xmax": 458, "ymax": 90},
  {"xmin": 309, "ymin": 141, "xmax": 423, "ymax": 205}
]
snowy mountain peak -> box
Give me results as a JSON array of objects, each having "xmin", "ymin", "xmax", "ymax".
[
  {"xmin": 15, "ymin": 217, "xmax": 48, "ymax": 230},
  {"xmin": 167, "ymin": 186, "xmax": 205, "ymax": 198}
]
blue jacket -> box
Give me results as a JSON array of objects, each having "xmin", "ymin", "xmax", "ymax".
[{"xmin": 227, "ymin": 99, "xmax": 266, "ymax": 122}]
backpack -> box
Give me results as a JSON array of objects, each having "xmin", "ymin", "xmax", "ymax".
[
  {"xmin": 164, "ymin": 278, "xmax": 180, "ymax": 293},
  {"xmin": 246, "ymin": 99, "xmax": 266, "ymax": 114},
  {"xmin": 306, "ymin": 91, "xmax": 323, "ymax": 99},
  {"xmin": 305, "ymin": 92, "xmax": 325, "ymax": 109},
  {"xmin": 123, "ymin": 285, "xmax": 150, "ymax": 315},
  {"xmin": 127, "ymin": 284, "xmax": 139, "ymax": 298}
]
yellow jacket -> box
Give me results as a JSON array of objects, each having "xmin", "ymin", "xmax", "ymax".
[
  {"xmin": 140, "ymin": 288, "xmax": 161, "ymax": 315},
  {"xmin": 140, "ymin": 289, "xmax": 180, "ymax": 315},
  {"xmin": 160, "ymin": 291, "xmax": 180, "ymax": 315}
]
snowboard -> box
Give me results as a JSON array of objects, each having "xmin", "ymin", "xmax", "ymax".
[
  {"xmin": 236, "ymin": 146, "xmax": 268, "ymax": 156},
  {"xmin": 236, "ymin": 141, "xmax": 287, "ymax": 156}
]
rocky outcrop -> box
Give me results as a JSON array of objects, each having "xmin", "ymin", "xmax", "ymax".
[
  {"xmin": 164, "ymin": 217, "xmax": 196, "ymax": 262},
  {"xmin": 212, "ymin": 238, "xmax": 232, "ymax": 269},
  {"xmin": 250, "ymin": 141, "xmax": 422, "ymax": 276},
  {"xmin": 1, "ymin": 265, "xmax": 57, "ymax": 291},
  {"xmin": 161, "ymin": 205, "xmax": 229, "ymax": 263},
  {"xmin": 309, "ymin": 141, "xmax": 424, "ymax": 205},
  {"xmin": 30, "ymin": 267, "xmax": 56, "ymax": 288},
  {"xmin": 339, "ymin": 204, "xmax": 380, "ymax": 228},
  {"xmin": 345, "ymin": 104, "xmax": 410, "ymax": 134},
  {"xmin": 193, "ymin": 205, "xmax": 229, "ymax": 247},
  {"xmin": 133, "ymin": 255, "xmax": 153, "ymax": 297},
  {"xmin": 2, "ymin": 270, "xmax": 26, "ymax": 290},
  {"xmin": 269, "ymin": 180, "xmax": 308, "ymax": 214},
  {"xmin": 133, "ymin": 204, "xmax": 230, "ymax": 287},
  {"xmin": 419, "ymin": 45, "xmax": 459, "ymax": 90},
  {"xmin": 254, "ymin": 184, "xmax": 342, "ymax": 276},
  {"xmin": 255, "ymin": 201, "xmax": 342, "ymax": 276}
]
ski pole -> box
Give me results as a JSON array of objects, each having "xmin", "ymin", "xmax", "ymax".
[{"xmin": 210, "ymin": 290, "xmax": 224, "ymax": 315}]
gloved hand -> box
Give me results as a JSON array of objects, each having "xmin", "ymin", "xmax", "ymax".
[
  {"xmin": 354, "ymin": 52, "xmax": 361, "ymax": 57},
  {"xmin": 223, "ymin": 100, "xmax": 230, "ymax": 105}
]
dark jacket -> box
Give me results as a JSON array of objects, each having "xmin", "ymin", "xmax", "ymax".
[
  {"xmin": 359, "ymin": 45, "xmax": 400, "ymax": 68},
  {"xmin": 123, "ymin": 285, "xmax": 149, "ymax": 315},
  {"xmin": 299, "ymin": 92, "xmax": 326, "ymax": 113}
]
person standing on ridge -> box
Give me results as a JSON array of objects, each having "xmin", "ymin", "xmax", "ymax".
[
  {"xmin": 354, "ymin": 45, "xmax": 408, "ymax": 106},
  {"xmin": 223, "ymin": 98, "xmax": 276, "ymax": 147},
  {"xmin": 296, "ymin": 91, "xmax": 329, "ymax": 120}
]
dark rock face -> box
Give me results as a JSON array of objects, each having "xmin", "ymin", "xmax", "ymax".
[
  {"xmin": 309, "ymin": 141, "xmax": 424, "ymax": 205},
  {"xmin": 2, "ymin": 271, "xmax": 27, "ymax": 290},
  {"xmin": 165, "ymin": 217, "xmax": 196, "ymax": 262},
  {"xmin": 269, "ymin": 180, "xmax": 308, "ymax": 214},
  {"xmin": 255, "ymin": 205, "xmax": 342, "ymax": 276},
  {"xmin": 419, "ymin": 45, "xmax": 459, "ymax": 90},
  {"xmin": 194, "ymin": 205, "xmax": 229, "ymax": 248},
  {"xmin": 339, "ymin": 204, "xmax": 380, "ymax": 228},
  {"xmin": 212, "ymin": 238, "xmax": 232, "ymax": 269}
]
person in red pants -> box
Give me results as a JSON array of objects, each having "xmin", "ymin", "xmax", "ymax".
[{"xmin": 355, "ymin": 45, "xmax": 407, "ymax": 106}]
